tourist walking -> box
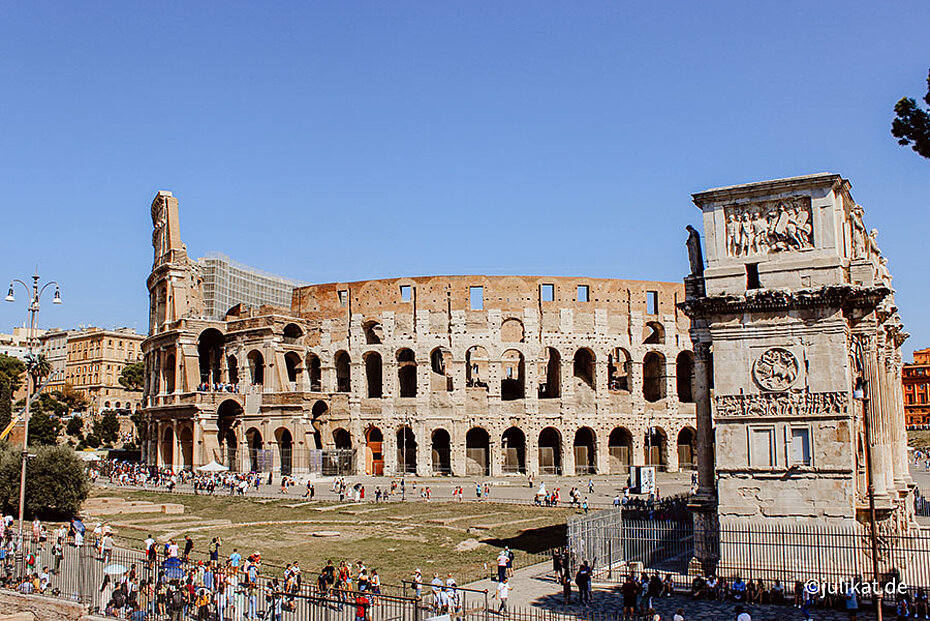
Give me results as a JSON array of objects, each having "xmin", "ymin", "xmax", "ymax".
[{"xmin": 496, "ymin": 576, "xmax": 512, "ymax": 614}]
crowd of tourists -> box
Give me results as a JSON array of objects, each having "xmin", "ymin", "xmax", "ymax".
[{"xmin": 196, "ymin": 382, "xmax": 239, "ymax": 393}]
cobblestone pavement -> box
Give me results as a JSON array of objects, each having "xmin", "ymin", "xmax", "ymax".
[{"xmin": 465, "ymin": 563, "xmax": 880, "ymax": 621}]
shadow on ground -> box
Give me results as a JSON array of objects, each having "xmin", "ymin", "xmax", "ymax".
[{"xmin": 481, "ymin": 524, "xmax": 567, "ymax": 554}]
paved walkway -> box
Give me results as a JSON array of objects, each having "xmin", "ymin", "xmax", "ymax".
[{"xmin": 464, "ymin": 562, "xmax": 881, "ymax": 621}]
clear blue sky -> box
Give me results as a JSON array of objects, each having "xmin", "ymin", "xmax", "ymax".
[{"xmin": 1, "ymin": 2, "xmax": 928, "ymax": 356}]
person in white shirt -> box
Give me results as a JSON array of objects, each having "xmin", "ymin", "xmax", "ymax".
[
  {"xmin": 672, "ymin": 608, "xmax": 685, "ymax": 621},
  {"xmin": 735, "ymin": 605, "xmax": 751, "ymax": 621},
  {"xmin": 168, "ymin": 540, "xmax": 180, "ymax": 558},
  {"xmin": 496, "ymin": 577, "xmax": 512, "ymax": 614}
]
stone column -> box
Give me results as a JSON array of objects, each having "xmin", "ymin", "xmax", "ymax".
[
  {"xmin": 563, "ymin": 427, "xmax": 575, "ymax": 476},
  {"xmin": 692, "ymin": 342, "xmax": 716, "ymax": 501},
  {"xmin": 171, "ymin": 420, "xmax": 180, "ymax": 471},
  {"xmin": 860, "ymin": 335, "xmax": 890, "ymax": 502}
]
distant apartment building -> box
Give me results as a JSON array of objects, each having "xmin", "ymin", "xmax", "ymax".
[
  {"xmin": 64, "ymin": 327, "xmax": 145, "ymax": 416},
  {"xmin": 37, "ymin": 328, "xmax": 70, "ymax": 393},
  {"xmin": 0, "ymin": 326, "xmax": 47, "ymax": 361},
  {"xmin": 197, "ymin": 252, "xmax": 304, "ymax": 321},
  {"xmin": 904, "ymin": 348, "xmax": 930, "ymax": 428}
]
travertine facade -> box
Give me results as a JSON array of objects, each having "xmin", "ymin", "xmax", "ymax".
[
  {"xmin": 142, "ymin": 191, "xmax": 698, "ymax": 477},
  {"xmin": 681, "ymin": 173, "xmax": 913, "ymax": 544}
]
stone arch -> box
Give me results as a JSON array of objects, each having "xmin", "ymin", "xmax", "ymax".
[
  {"xmin": 306, "ymin": 353, "xmax": 321, "ymax": 391},
  {"xmin": 396, "ymin": 426, "xmax": 417, "ymax": 474},
  {"xmin": 365, "ymin": 426, "xmax": 384, "ymax": 475},
  {"xmin": 502, "ymin": 427, "xmax": 526, "ymax": 474},
  {"xmin": 247, "ymin": 350, "xmax": 264, "ymax": 385},
  {"xmin": 284, "ymin": 351, "xmax": 302, "ymax": 385},
  {"xmin": 397, "ymin": 348, "xmax": 417, "ymax": 397},
  {"xmin": 333, "ymin": 427, "xmax": 352, "ymax": 450},
  {"xmin": 573, "ymin": 348, "xmax": 596, "ymax": 390},
  {"xmin": 431, "ymin": 428, "xmax": 452, "ymax": 474},
  {"xmin": 643, "ymin": 321, "xmax": 665, "ymax": 345},
  {"xmin": 430, "ymin": 347, "xmax": 453, "ymax": 392},
  {"xmin": 179, "ymin": 426, "xmax": 193, "ymax": 470},
  {"xmin": 466, "ymin": 346, "xmax": 489, "ymax": 389},
  {"xmin": 364, "ymin": 351, "xmax": 383, "ymax": 398},
  {"xmin": 538, "ymin": 427, "xmax": 562, "ymax": 475},
  {"xmin": 608, "ymin": 427, "xmax": 633, "ymax": 474},
  {"xmin": 226, "ymin": 355, "xmax": 238, "ymax": 385},
  {"xmin": 282, "ymin": 323, "xmax": 303, "ymax": 344},
  {"xmin": 538, "ymin": 347, "xmax": 561, "ymax": 399},
  {"xmin": 645, "ymin": 426, "xmax": 668, "ymax": 467},
  {"xmin": 465, "ymin": 427, "xmax": 491, "ymax": 476},
  {"xmin": 573, "ymin": 426, "xmax": 597, "ymax": 475},
  {"xmin": 608, "ymin": 348, "xmax": 631, "ymax": 392},
  {"xmin": 246, "ymin": 427, "xmax": 263, "ymax": 472},
  {"xmin": 334, "ymin": 351, "xmax": 351, "ymax": 393},
  {"xmin": 275, "ymin": 427, "xmax": 294, "ymax": 476},
  {"xmin": 677, "ymin": 426, "xmax": 696, "ymax": 469},
  {"xmin": 501, "ymin": 349, "xmax": 525, "ymax": 400},
  {"xmin": 676, "ymin": 351, "xmax": 695, "ymax": 403},
  {"xmin": 643, "ymin": 352, "xmax": 666, "ymax": 402},
  {"xmin": 217, "ymin": 399, "xmax": 242, "ymax": 470},
  {"xmin": 500, "ymin": 318, "xmax": 525, "ymax": 343},
  {"xmin": 164, "ymin": 353, "xmax": 176, "ymax": 393},
  {"xmin": 161, "ymin": 426, "xmax": 174, "ymax": 468},
  {"xmin": 198, "ymin": 328, "xmax": 224, "ymax": 385},
  {"xmin": 363, "ymin": 320, "xmax": 383, "ymax": 345}
]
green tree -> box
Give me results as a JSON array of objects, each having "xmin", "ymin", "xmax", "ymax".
[
  {"xmin": 66, "ymin": 415, "xmax": 83, "ymax": 437},
  {"xmin": 27, "ymin": 408, "xmax": 61, "ymax": 446},
  {"xmin": 52, "ymin": 383, "xmax": 89, "ymax": 413},
  {"xmin": 26, "ymin": 353, "xmax": 52, "ymax": 387},
  {"xmin": 892, "ymin": 69, "xmax": 930, "ymax": 159},
  {"xmin": 0, "ymin": 442, "xmax": 89, "ymax": 519},
  {"xmin": 83, "ymin": 433, "xmax": 101, "ymax": 449},
  {"xmin": 94, "ymin": 410, "xmax": 120, "ymax": 446},
  {"xmin": 0, "ymin": 354, "xmax": 26, "ymax": 431},
  {"xmin": 119, "ymin": 362, "xmax": 145, "ymax": 391}
]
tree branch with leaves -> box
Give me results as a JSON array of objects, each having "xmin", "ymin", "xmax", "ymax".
[{"xmin": 892, "ymin": 69, "xmax": 930, "ymax": 159}]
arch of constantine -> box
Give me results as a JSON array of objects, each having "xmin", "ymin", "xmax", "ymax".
[{"xmin": 142, "ymin": 191, "xmax": 697, "ymax": 477}]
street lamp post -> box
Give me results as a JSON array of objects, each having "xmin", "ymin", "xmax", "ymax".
[
  {"xmin": 852, "ymin": 335, "xmax": 883, "ymax": 621},
  {"xmin": 5, "ymin": 271, "xmax": 61, "ymax": 574}
]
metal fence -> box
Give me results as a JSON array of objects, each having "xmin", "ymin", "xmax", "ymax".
[
  {"xmin": 568, "ymin": 508, "xmax": 930, "ymax": 594},
  {"xmin": 10, "ymin": 538, "xmax": 421, "ymax": 621}
]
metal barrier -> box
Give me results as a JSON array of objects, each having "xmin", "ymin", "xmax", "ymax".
[{"xmin": 9, "ymin": 537, "xmax": 422, "ymax": 620}]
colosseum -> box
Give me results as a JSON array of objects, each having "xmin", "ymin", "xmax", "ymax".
[{"xmin": 142, "ymin": 191, "xmax": 697, "ymax": 477}]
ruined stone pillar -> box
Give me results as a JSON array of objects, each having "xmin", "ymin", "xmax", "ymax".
[{"xmin": 692, "ymin": 342, "xmax": 716, "ymax": 500}]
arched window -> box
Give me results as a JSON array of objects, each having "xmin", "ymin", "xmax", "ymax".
[
  {"xmin": 333, "ymin": 428, "xmax": 352, "ymax": 450},
  {"xmin": 364, "ymin": 352, "xmax": 383, "ymax": 398},
  {"xmin": 431, "ymin": 429, "xmax": 451, "ymax": 474},
  {"xmin": 573, "ymin": 348, "xmax": 595, "ymax": 390},
  {"xmin": 397, "ymin": 349, "xmax": 417, "ymax": 397},
  {"xmin": 573, "ymin": 427, "xmax": 597, "ymax": 475},
  {"xmin": 430, "ymin": 347, "xmax": 453, "ymax": 391},
  {"xmin": 501, "ymin": 349, "xmax": 525, "ymax": 400},
  {"xmin": 282, "ymin": 323, "xmax": 303, "ymax": 345},
  {"xmin": 677, "ymin": 427, "xmax": 696, "ymax": 469},
  {"xmin": 538, "ymin": 347, "xmax": 561, "ymax": 399},
  {"xmin": 198, "ymin": 329, "xmax": 224, "ymax": 385},
  {"xmin": 608, "ymin": 348, "xmax": 631, "ymax": 392},
  {"xmin": 334, "ymin": 351, "xmax": 351, "ymax": 393},
  {"xmin": 363, "ymin": 321, "xmax": 383, "ymax": 345},
  {"xmin": 643, "ymin": 321, "xmax": 665, "ymax": 345},
  {"xmin": 608, "ymin": 427, "xmax": 632, "ymax": 474},
  {"xmin": 284, "ymin": 352, "xmax": 302, "ymax": 386},
  {"xmin": 643, "ymin": 352, "xmax": 666, "ymax": 402},
  {"xmin": 465, "ymin": 427, "xmax": 491, "ymax": 476},
  {"xmin": 500, "ymin": 318, "xmax": 525, "ymax": 343},
  {"xmin": 247, "ymin": 350, "xmax": 264, "ymax": 385},
  {"xmin": 306, "ymin": 353, "xmax": 321, "ymax": 391},
  {"xmin": 502, "ymin": 427, "xmax": 526, "ymax": 474},
  {"xmin": 466, "ymin": 346, "xmax": 489, "ymax": 390},
  {"xmin": 676, "ymin": 351, "xmax": 695, "ymax": 403},
  {"xmin": 538, "ymin": 427, "xmax": 562, "ymax": 475},
  {"xmin": 396, "ymin": 426, "xmax": 417, "ymax": 474}
]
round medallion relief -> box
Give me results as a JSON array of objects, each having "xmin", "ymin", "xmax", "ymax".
[{"xmin": 752, "ymin": 347, "xmax": 799, "ymax": 391}]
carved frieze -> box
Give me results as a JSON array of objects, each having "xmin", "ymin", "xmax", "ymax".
[
  {"xmin": 724, "ymin": 196, "xmax": 813, "ymax": 257},
  {"xmin": 752, "ymin": 348, "xmax": 799, "ymax": 391},
  {"xmin": 714, "ymin": 391, "xmax": 849, "ymax": 418}
]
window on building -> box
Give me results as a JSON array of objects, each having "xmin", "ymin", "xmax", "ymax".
[
  {"xmin": 746, "ymin": 263, "xmax": 761, "ymax": 290},
  {"xmin": 540, "ymin": 284, "xmax": 554, "ymax": 302},
  {"xmin": 749, "ymin": 426, "xmax": 775, "ymax": 468},
  {"xmin": 400, "ymin": 285, "xmax": 412, "ymax": 302},
  {"xmin": 338, "ymin": 290, "xmax": 348, "ymax": 307},
  {"xmin": 789, "ymin": 427, "xmax": 812, "ymax": 466},
  {"xmin": 469, "ymin": 286, "xmax": 484, "ymax": 310},
  {"xmin": 576, "ymin": 285, "xmax": 589, "ymax": 303},
  {"xmin": 647, "ymin": 291, "xmax": 658, "ymax": 315}
]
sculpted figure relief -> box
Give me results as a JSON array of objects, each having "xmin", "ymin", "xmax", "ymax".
[
  {"xmin": 752, "ymin": 347, "xmax": 799, "ymax": 391},
  {"xmin": 714, "ymin": 391, "xmax": 848, "ymax": 418},
  {"xmin": 724, "ymin": 197, "xmax": 814, "ymax": 257}
]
